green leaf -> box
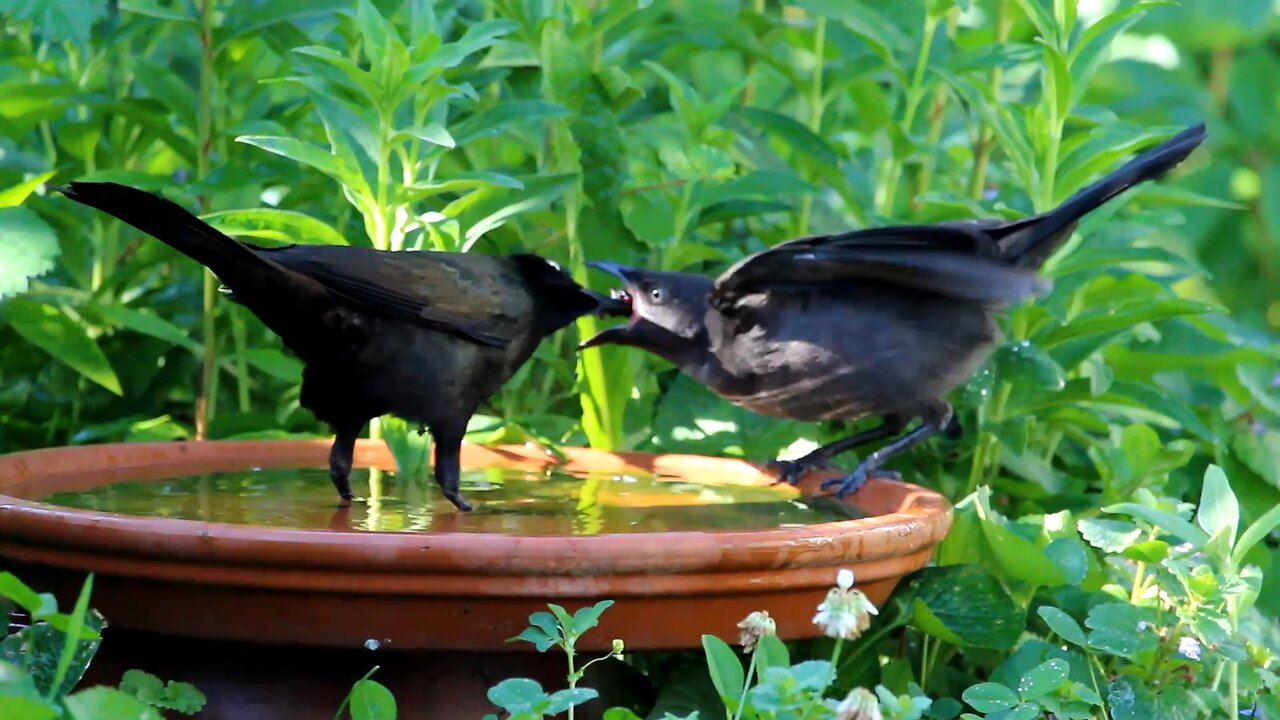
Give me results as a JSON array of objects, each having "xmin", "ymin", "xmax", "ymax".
[
  {"xmin": 1016, "ymin": 659, "xmax": 1068, "ymax": 701},
  {"xmin": 426, "ymin": 19, "xmax": 517, "ymax": 69},
  {"xmin": 0, "ymin": 207, "xmax": 59, "ymax": 299},
  {"xmin": 202, "ymin": 208, "xmax": 348, "ymax": 246},
  {"xmin": 64, "ymin": 688, "xmax": 163, "ymax": 720},
  {"xmin": 975, "ymin": 490, "xmax": 1068, "ymax": 587},
  {"xmin": 0, "ymin": 298, "xmax": 122, "ymax": 395},
  {"xmin": 1230, "ymin": 502, "xmax": 1280, "ymax": 571},
  {"xmin": 1009, "ymin": 0, "xmax": 1059, "ymax": 45},
  {"xmin": 398, "ymin": 123, "xmax": 455, "ymax": 149},
  {"xmin": 962, "ymin": 683, "xmax": 1019, "ymax": 713},
  {"xmin": 48, "ymin": 574, "xmax": 93, "ymax": 701},
  {"xmin": 217, "ymin": 0, "xmax": 348, "ymax": 48},
  {"xmin": 450, "ymin": 100, "xmax": 569, "ymax": 146},
  {"xmin": 905, "ymin": 565, "xmax": 1023, "ymax": 650},
  {"xmin": 88, "ymin": 305, "xmax": 200, "ymax": 356},
  {"xmin": 1196, "ymin": 464, "xmax": 1239, "ymax": 547},
  {"xmin": 241, "ymin": 348, "xmax": 303, "ymax": 384},
  {"xmin": 235, "ymin": 136, "xmax": 355, "ymax": 188},
  {"xmin": 570, "ymin": 600, "xmax": 614, "ymax": 636},
  {"xmin": 349, "ymin": 678, "xmax": 396, "ymax": 720},
  {"xmin": 1036, "ymin": 606, "xmax": 1086, "ymax": 646},
  {"xmin": 996, "ymin": 341, "xmax": 1065, "ymax": 391},
  {"xmin": 0, "ymin": 695, "xmax": 58, "ymax": 720},
  {"xmin": 544, "ymin": 688, "xmax": 598, "ymax": 715},
  {"xmin": 292, "ymin": 46, "xmax": 381, "ymax": 104},
  {"xmin": 487, "ymin": 678, "xmax": 544, "ymax": 713},
  {"xmin": 700, "ymin": 635, "xmax": 744, "ymax": 708},
  {"xmin": 380, "ymin": 416, "xmax": 431, "ymax": 480},
  {"xmin": 755, "ymin": 634, "xmax": 789, "ymax": 671},
  {"xmin": 1085, "ymin": 603, "xmax": 1157, "ymax": 659},
  {"xmin": 0, "ymin": 171, "xmax": 55, "ymax": 208},
  {"xmin": 118, "ymin": 670, "xmax": 206, "ymax": 714},
  {"xmin": 1102, "ymin": 503, "xmax": 1209, "ymax": 547},
  {"xmin": 0, "ymin": 574, "xmax": 57, "ymax": 617},
  {"xmin": 0, "ymin": 0, "xmax": 108, "ymax": 47}
]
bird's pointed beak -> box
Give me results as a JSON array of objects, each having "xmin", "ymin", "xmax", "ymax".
[{"xmin": 580, "ymin": 261, "xmax": 642, "ymax": 349}]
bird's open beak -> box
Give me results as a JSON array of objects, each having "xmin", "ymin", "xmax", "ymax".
[{"xmin": 579, "ymin": 261, "xmax": 640, "ymax": 349}]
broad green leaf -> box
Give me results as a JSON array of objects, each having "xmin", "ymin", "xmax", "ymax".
[
  {"xmin": 904, "ymin": 565, "xmax": 1023, "ymax": 650},
  {"xmin": 0, "ymin": 573, "xmax": 56, "ymax": 617},
  {"xmin": 243, "ymin": 348, "xmax": 303, "ymax": 384},
  {"xmin": 379, "ymin": 416, "xmax": 431, "ymax": 480},
  {"xmin": 996, "ymin": 341, "xmax": 1065, "ymax": 391},
  {"xmin": 700, "ymin": 635, "xmax": 744, "ymax": 708},
  {"xmin": 349, "ymin": 679, "xmax": 396, "ymax": 720},
  {"xmin": 975, "ymin": 491, "xmax": 1068, "ymax": 588},
  {"xmin": 217, "ymin": 0, "xmax": 348, "ymax": 48},
  {"xmin": 1016, "ymin": 659, "xmax": 1068, "ymax": 701},
  {"xmin": 1010, "ymin": 0, "xmax": 1059, "ymax": 45},
  {"xmin": 543, "ymin": 688, "xmax": 598, "ymax": 715},
  {"xmin": 88, "ymin": 304, "xmax": 200, "ymax": 355},
  {"xmin": 570, "ymin": 600, "xmax": 614, "ymax": 636},
  {"xmin": 0, "ymin": 298, "xmax": 122, "ymax": 395},
  {"xmin": 486, "ymin": 678, "xmax": 544, "ymax": 713},
  {"xmin": 202, "ymin": 208, "xmax": 348, "ymax": 246},
  {"xmin": 0, "ymin": 207, "xmax": 59, "ymax": 299},
  {"xmin": 426, "ymin": 19, "xmax": 517, "ymax": 69},
  {"xmin": 755, "ymin": 634, "xmax": 789, "ymax": 671},
  {"xmin": 1036, "ymin": 607, "xmax": 1086, "ymax": 646},
  {"xmin": 0, "ymin": 171, "xmax": 55, "ymax": 208},
  {"xmin": 449, "ymin": 100, "xmax": 570, "ymax": 146},
  {"xmin": 1102, "ymin": 502, "xmax": 1209, "ymax": 547},
  {"xmin": 1196, "ymin": 464, "xmax": 1239, "ymax": 548},
  {"xmin": 1085, "ymin": 603, "xmax": 1157, "ymax": 659},
  {"xmin": 0, "ymin": 0, "xmax": 108, "ymax": 47},
  {"xmin": 235, "ymin": 136, "xmax": 354, "ymax": 187},
  {"xmin": 0, "ymin": 696, "xmax": 58, "ymax": 720},
  {"xmin": 64, "ymin": 688, "xmax": 163, "ymax": 720},
  {"xmin": 395, "ymin": 123, "xmax": 455, "ymax": 149},
  {"xmin": 1230, "ymin": 503, "xmax": 1280, "ymax": 570},
  {"xmin": 1077, "ymin": 518, "xmax": 1142, "ymax": 553},
  {"xmin": 118, "ymin": 670, "xmax": 206, "ymax": 714},
  {"xmin": 962, "ymin": 683, "xmax": 1019, "ymax": 713}
]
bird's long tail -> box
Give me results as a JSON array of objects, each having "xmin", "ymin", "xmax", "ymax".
[
  {"xmin": 55, "ymin": 181, "xmax": 269, "ymax": 280},
  {"xmin": 999, "ymin": 122, "xmax": 1208, "ymax": 267}
]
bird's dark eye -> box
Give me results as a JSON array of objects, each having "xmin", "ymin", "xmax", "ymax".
[{"xmin": 649, "ymin": 286, "xmax": 666, "ymax": 303}]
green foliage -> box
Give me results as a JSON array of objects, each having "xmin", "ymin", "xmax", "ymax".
[{"xmin": 2, "ymin": 0, "xmax": 1280, "ymax": 717}]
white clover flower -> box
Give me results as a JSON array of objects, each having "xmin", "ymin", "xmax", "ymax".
[
  {"xmin": 736, "ymin": 610, "xmax": 776, "ymax": 654},
  {"xmin": 1178, "ymin": 636, "xmax": 1202, "ymax": 661},
  {"xmin": 813, "ymin": 568, "xmax": 879, "ymax": 640},
  {"xmin": 835, "ymin": 687, "xmax": 882, "ymax": 720}
]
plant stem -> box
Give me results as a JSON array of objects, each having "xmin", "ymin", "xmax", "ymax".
[
  {"xmin": 796, "ymin": 15, "xmax": 825, "ymax": 237},
  {"xmin": 878, "ymin": 11, "xmax": 941, "ymax": 217},
  {"xmin": 801, "ymin": 637, "xmax": 844, "ymax": 720},
  {"xmin": 1130, "ymin": 561, "xmax": 1147, "ymax": 603},
  {"xmin": 1228, "ymin": 596, "xmax": 1240, "ymax": 719},
  {"xmin": 967, "ymin": 0, "xmax": 1008, "ymax": 200},
  {"xmin": 565, "ymin": 643, "xmax": 578, "ymax": 720},
  {"xmin": 195, "ymin": 0, "xmax": 218, "ymax": 440},
  {"xmin": 966, "ymin": 380, "xmax": 1011, "ymax": 496},
  {"xmin": 732, "ymin": 651, "xmax": 760, "ymax": 720}
]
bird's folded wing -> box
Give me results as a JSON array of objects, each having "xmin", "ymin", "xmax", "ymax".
[
  {"xmin": 712, "ymin": 225, "xmax": 1048, "ymax": 305},
  {"xmin": 258, "ymin": 246, "xmax": 523, "ymax": 347}
]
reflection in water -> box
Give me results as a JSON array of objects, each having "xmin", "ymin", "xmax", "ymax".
[{"xmin": 40, "ymin": 467, "xmax": 862, "ymax": 535}]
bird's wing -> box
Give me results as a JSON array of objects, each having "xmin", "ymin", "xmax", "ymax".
[
  {"xmin": 711, "ymin": 224, "xmax": 1048, "ymax": 307},
  {"xmin": 253, "ymin": 245, "xmax": 527, "ymax": 347}
]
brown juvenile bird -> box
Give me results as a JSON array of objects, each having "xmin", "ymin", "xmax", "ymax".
[
  {"xmin": 581, "ymin": 123, "xmax": 1207, "ymax": 497},
  {"xmin": 57, "ymin": 181, "xmax": 624, "ymax": 511}
]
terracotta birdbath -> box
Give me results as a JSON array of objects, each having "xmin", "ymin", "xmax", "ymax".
[{"xmin": 0, "ymin": 440, "xmax": 951, "ymax": 719}]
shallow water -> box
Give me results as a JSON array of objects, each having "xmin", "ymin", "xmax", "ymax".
[{"xmin": 39, "ymin": 467, "xmax": 862, "ymax": 534}]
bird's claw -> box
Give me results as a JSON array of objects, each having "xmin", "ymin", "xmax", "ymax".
[
  {"xmin": 766, "ymin": 456, "xmax": 829, "ymax": 486},
  {"xmin": 443, "ymin": 489, "xmax": 473, "ymax": 512},
  {"xmin": 820, "ymin": 467, "xmax": 902, "ymax": 497}
]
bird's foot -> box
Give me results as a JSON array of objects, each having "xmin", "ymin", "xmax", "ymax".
[
  {"xmin": 334, "ymin": 492, "xmax": 354, "ymax": 510},
  {"xmin": 820, "ymin": 466, "xmax": 902, "ymax": 498},
  {"xmin": 766, "ymin": 454, "xmax": 835, "ymax": 485},
  {"xmin": 442, "ymin": 488, "xmax": 473, "ymax": 512}
]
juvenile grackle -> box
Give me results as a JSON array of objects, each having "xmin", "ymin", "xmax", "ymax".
[
  {"xmin": 581, "ymin": 123, "xmax": 1208, "ymax": 497},
  {"xmin": 58, "ymin": 181, "xmax": 623, "ymax": 511}
]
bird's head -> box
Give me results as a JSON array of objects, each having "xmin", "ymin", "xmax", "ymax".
[{"xmin": 579, "ymin": 262, "xmax": 714, "ymax": 358}]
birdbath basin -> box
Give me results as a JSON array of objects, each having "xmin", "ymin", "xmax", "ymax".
[{"xmin": 0, "ymin": 440, "xmax": 952, "ymax": 719}]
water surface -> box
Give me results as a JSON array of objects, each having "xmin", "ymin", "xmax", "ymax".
[{"xmin": 40, "ymin": 467, "xmax": 861, "ymax": 534}]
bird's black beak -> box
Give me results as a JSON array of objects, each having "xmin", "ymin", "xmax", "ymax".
[{"xmin": 579, "ymin": 261, "xmax": 640, "ymax": 349}]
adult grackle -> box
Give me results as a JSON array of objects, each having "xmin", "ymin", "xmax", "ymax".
[
  {"xmin": 57, "ymin": 181, "xmax": 623, "ymax": 511},
  {"xmin": 580, "ymin": 123, "xmax": 1207, "ymax": 497}
]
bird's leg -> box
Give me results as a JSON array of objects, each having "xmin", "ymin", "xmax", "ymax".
[
  {"xmin": 821, "ymin": 403, "xmax": 953, "ymax": 497},
  {"xmin": 328, "ymin": 425, "xmax": 360, "ymax": 506},
  {"xmin": 431, "ymin": 424, "xmax": 473, "ymax": 512},
  {"xmin": 768, "ymin": 415, "xmax": 908, "ymax": 485}
]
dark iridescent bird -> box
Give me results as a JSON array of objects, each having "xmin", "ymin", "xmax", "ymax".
[
  {"xmin": 57, "ymin": 181, "xmax": 624, "ymax": 511},
  {"xmin": 581, "ymin": 123, "xmax": 1207, "ymax": 496}
]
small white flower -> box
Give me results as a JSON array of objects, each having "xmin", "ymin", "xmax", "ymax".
[
  {"xmin": 736, "ymin": 611, "xmax": 776, "ymax": 654},
  {"xmin": 813, "ymin": 573, "xmax": 879, "ymax": 640},
  {"xmin": 835, "ymin": 687, "xmax": 882, "ymax": 720},
  {"xmin": 1178, "ymin": 636, "xmax": 1202, "ymax": 661},
  {"xmin": 837, "ymin": 568, "xmax": 855, "ymax": 591}
]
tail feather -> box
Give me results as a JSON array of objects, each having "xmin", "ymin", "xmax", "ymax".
[
  {"xmin": 56, "ymin": 181, "xmax": 334, "ymax": 352},
  {"xmin": 999, "ymin": 122, "xmax": 1208, "ymax": 267},
  {"xmin": 55, "ymin": 181, "xmax": 264, "ymax": 278}
]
